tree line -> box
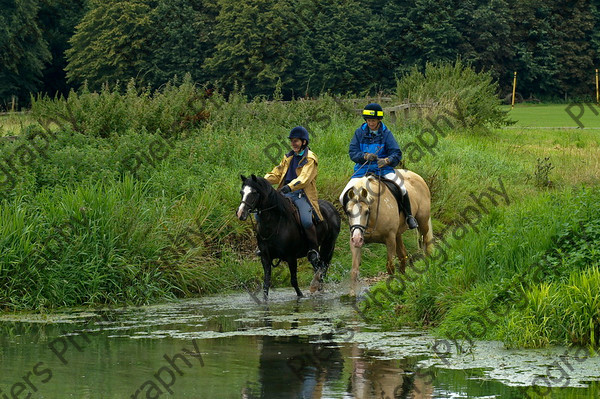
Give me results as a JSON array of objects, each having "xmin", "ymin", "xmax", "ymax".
[{"xmin": 2, "ymin": 0, "xmax": 599, "ymax": 108}]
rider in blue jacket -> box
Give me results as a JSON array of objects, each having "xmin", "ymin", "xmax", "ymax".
[{"xmin": 340, "ymin": 103, "xmax": 418, "ymax": 229}]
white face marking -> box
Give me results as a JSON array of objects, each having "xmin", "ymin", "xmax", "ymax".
[
  {"xmin": 348, "ymin": 202, "xmax": 363, "ymax": 227},
  {"xmin": 237, "ymin": 185, "xmax": 254, "ymax": 218},
  {"xmin": 348, "ymin": 200, "xmax": 369, "ymax": 248}
]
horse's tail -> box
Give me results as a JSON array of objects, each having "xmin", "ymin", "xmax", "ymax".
[
  {"xmin": 418, "ymin": 217, "xmax": 434, "ymax": 255},
  {"xmin": 317, "ymin": 200, "xmax": 341, "ymax": 264}
]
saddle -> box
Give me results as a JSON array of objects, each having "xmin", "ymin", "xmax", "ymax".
[
  {"xmin": 285, "ymin": 197, "xmax": 303, "ymax": 227},
  {"xmin": 283, "ymin": 197, "xmax": 320, "ymax": 229},
  {"xmin": 363, "ymin": 173, "xmax": 406, "ymax": 217},
  {"xmin": 380, "ymin": 178, "xmax": 406, "ymax": 217}
]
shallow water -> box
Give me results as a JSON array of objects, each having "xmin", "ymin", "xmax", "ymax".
[{"xmin": 1, "ymin": 287, "xmax": 599, "ymax": 398}]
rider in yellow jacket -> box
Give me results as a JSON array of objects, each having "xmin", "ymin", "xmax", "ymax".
[{"xmin": 264, "ymin": 126, "xmax": 323, "ymax": 268}]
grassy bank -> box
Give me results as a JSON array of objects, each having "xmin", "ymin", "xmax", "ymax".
[
  {"xmin": 362, "ymin": 187, "xmax": 600, "ymax": 349},
  {"xmin": 357, "ymin": 102, "xmax": 600, "ymax": 349},
  {"xmin": 1, "ymin": 77, "xmax": 599, "ymax": 338},
  {"xmin": 0, "ymin": 89, "xmax": 386, "ymax": 310}
]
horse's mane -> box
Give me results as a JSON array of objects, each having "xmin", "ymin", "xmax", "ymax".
[
  {"xmin": 245, "ymin": 175, "xmax": 295, "ymax": 215},
  {"xmin": 348, "ymin": 176, "xmax": 378, "ymax": 199}
]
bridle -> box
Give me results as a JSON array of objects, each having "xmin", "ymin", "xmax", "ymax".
[
  {"xmin": 240, "ymin": 185, "xmax": 277, "ymax": 215},
  {"xmin": 346, "ymin": 175, "xmax": 382, "ymax": 236},
  {"xmin": 240, "ymin": 184, "xmax": 280, "ymax": 241},
  {"xmin": 347, "ymin": 196, "xmax": 370, "ymax": 237}
]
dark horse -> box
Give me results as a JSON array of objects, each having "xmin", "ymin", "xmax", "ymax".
[{"xmin": 236, "ymin": 175, "xmax": 341, "ymax": 298}]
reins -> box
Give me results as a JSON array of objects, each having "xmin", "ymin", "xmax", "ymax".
[
  {"xmin": 349, "ymin": 174, "xmax": 382, "ymax": 236},
  {"xmin": 250, "ymin": 208, "xmax": 280, "ymax": 241},
  {"xmin": 371, "ymin": 174, "xmax": 382, "ymax": 231},
  {"xmin": 347, "ymin": 144, "xmax": 384, "ymax": 235}
]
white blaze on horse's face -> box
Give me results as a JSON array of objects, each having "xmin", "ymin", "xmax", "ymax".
[
  {"xmin": 347, "ymin": 187, "xmax": 371, "ymax": 248},
  {"xmin": 237, "ymin": 185, "xmax": 254, "ymax": 220}
]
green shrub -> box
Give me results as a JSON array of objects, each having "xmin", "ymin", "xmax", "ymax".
[
  {"xmin": 30, "ymin": 74, "xmax": 209, "ymax": 138},
  {"xmin": 395, "ymin": 59, "xmax": 513, "ymax": 129}
]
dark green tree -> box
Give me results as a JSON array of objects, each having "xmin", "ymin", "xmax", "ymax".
[
  {"xmin": 65, "ymin": 0, "xmax": 153, "ymax": 90},
  {"xmin": 204, "ymin": 0, "xmax": 299, "ymax": 97},
  {"xmin": 506, "ymin": 0, "xmax": 559, "ymax": 98},
  {"xmin": 144, "ymin": 0, "xmax": 217, "ymax": 88},
  {"xmin": 455, "ymin": 0, "xmax": 514, "ymax": 91},
  {"xmin": 382, "ymin": 0, "xmax": 462, "ymax": 76},
  {"xmin": 550, "ymin": 0, "xmax": 598, "ymax": 98},
  {"xmin": 37, "ymin": 0, "xmax": 87, "ymax": 98},
  {"xmin": 292, "ymin": 0, "xmax": 378, "ymax": 96},
  {"xmin": 0, "ymin": 0, "xmax": 51, "ymax": 108}
]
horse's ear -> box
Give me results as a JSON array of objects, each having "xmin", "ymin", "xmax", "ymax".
[
  {"xmin": 251, "ymin": 174, "xmax": 257, "ymax": 181},
  {"xmin": 240, "ymin": 174, "xmax": 246, "ymax": 181},
  {"xmin": 348, "ymin": 189, "xmax": 355, "ymax": 199},
  {"xmin": 361, "ymin": 188, "xmax": 368, "ymax": 199}
]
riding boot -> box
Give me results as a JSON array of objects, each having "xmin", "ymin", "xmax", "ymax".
[
  {"xmin": 402, "ymin": 192, "xmax": 419, "ymax": 229},
  {"xmin": 304, "ymin": 224, "xmax": 321, "ymax": 271}
]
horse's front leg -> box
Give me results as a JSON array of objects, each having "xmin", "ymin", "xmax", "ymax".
[
  {"xmin": 350, "ymin": 242, "xmax": 362, "ymax": 297},
  {"xmin": 395, "ymin": 233, "xmax": 408, "ymax": 274},
  {"xmin": 309, "ymin": 252, "xmax": 325, "ymax": 293},
  {"xmin": 287, "ymin": 258, "xmax": 303, "ymax": 297},
  {"xmin": 261, "ymin": 255, "xmax": 272, "ymax": 300},
  {"xmin": 309, "ymin": 265, "xmax": 323, "ymax": 293},
  {"xmin": 385, "ymin": 233, "xmax": 397, "ymax": 275}
]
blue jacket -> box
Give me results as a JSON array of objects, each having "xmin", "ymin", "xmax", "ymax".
[{"xmin": 349, "ymin": 122, "xmax": 402, "ymax": 177}]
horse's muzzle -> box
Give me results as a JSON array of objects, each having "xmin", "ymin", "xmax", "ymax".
[
  {"xmin": 351, "ymin": 227, "xmax": 364, "ymax": 248},
  {"xmin": 236, "ymin": 206, "xmax": 248, "ymax": 221}
]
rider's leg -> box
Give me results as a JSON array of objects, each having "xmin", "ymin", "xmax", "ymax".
[
  {"xmin": 291, "ymin": 194, "xmax": 321, "ymax": 268},
  {"xmin": 401, "ymin": 192, "xmax": 419, "ymax": 229},
  {"xmin": 384, "ymin": 171, "xmax": 418, "ymax": 229}
]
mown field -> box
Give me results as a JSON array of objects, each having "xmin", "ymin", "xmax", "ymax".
[
  {"xmin": 1, "ymin": 71, "xmax": 598, "ymax": 349},
  {"xmin": 504, "ymin": 103, "xmax": 600, "ymax": 128}
]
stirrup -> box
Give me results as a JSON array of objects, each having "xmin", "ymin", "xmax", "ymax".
[{"xmin": 406, "ymin": 215, "xmax": 418, "ymax": 229}]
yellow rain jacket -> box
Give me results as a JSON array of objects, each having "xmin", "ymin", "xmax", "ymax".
[{"xmin": 264, "ymin": 149, "xmax": 323, "ymax": 221}]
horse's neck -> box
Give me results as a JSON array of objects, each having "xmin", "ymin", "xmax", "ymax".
[
  {"xmin": 258, "ymin": 191, "xmax": 290, "ymax": 220},
  {"xmin": 368, "ymin": 181, "xmax": 391, "ymax": 213}
]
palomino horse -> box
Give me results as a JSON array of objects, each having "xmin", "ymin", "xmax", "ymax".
[
  {"xmin": 342, "ymin": 170, "xmax": 433, "ymax": 295},
  {"xmin": 237, "ymin": 175, "xmax": 341, "ymax": 298}
]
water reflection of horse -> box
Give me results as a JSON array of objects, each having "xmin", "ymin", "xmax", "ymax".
[
  {"xmin": 342, "ymin": 170, "xmax": 433, "ymax": 295},
  {"xmin": 348, "ymin": 345, "xmax": 434, "ymax": 398},
  {"xmin": 237, "ymin": 175, "xmax": 341, "ymax": 298},
  {"xmin": 241, "ymin": 335, "xmax": 344, "ymax": 398}
]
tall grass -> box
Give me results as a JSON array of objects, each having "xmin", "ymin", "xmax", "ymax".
[
  {"xmin": 1, "ymin": 70, "xmax": 598, "ymax": 318},
  {"xmin": 30, "ymin": 74, "xmax": 209, "ymax": 139},
  {"xmin": 364, "ymin": 188, "xmax": 600, "ymax": 348},
  {"xmin": 503, "ymin": 268, "xmax": 600, "ymax": 348}
]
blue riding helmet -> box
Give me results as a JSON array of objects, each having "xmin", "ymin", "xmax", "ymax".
[{"xmin": 288, "ymin": 126, "xmax": 310, "ymax": 145}]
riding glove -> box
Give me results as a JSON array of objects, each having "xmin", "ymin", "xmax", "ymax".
[
  {"xmin": 364, "ymin": 153, "xmax": 378, "ymax": 161},
  {"xmin": 377, "ymin": 157, "xmax": 390, "ymax": 168},
  {"xmin": 280, "ymin": 185, "xmax": 292, "ymax": 194}
]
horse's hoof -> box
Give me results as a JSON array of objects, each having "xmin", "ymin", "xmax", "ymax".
[
  {"xmin": 309, "ymin": 270, "xmax": 323, "ymax": 293},
  {"xmin": 309, "ymin": 282, "xmax": 320, "ymax": 293}
]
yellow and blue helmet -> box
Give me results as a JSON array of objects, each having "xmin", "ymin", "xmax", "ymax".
[{"xmin": 362, "ymin": 103, "xmax": 384, "ymax": 120}]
